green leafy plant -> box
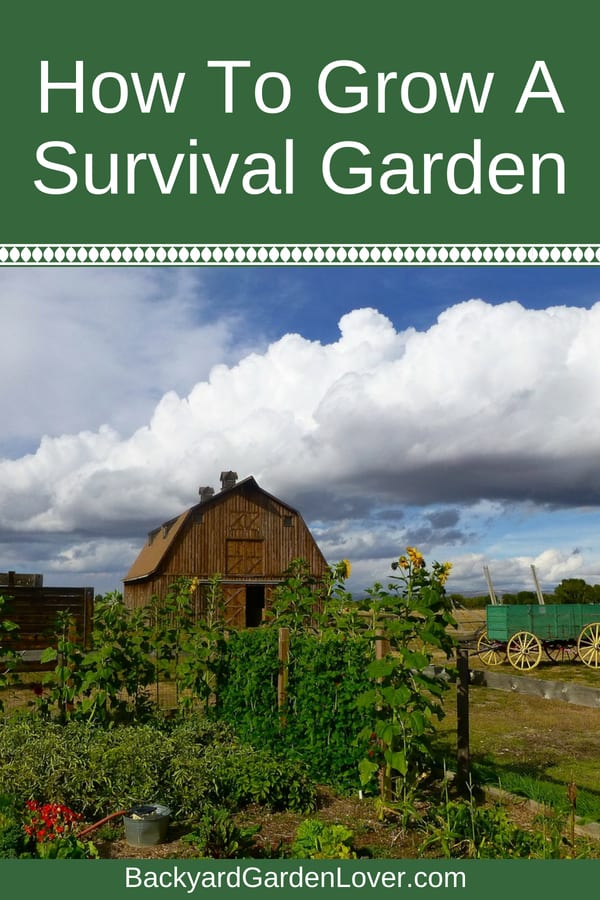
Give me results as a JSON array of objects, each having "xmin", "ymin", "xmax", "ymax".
[
  {"xmin": 283, "ymin": 633, "xmax": 373, "ymax": 787},
  {"xmin": 419, "ymin": 797, "xmax": 566, "ymax": 859},
  {"xmin": 215, "ymin": 628, "xmax": 281, "ymax": 746},
  {"xmin": 0, "ymin": 597, "xmax": 20, "ymax": 712},
  {"xmin": 356, "ymin": 548, "xmax": 456, "ymax": 812},
  {"xmin": 79, "ymin": 592, "xmax": 155, "ymax": 723},
  {"xmin": 148, "ymin": 578, "xmax": 198, "ymax": 707},
  {"xmin": 38, "ymin": 610, "xmax": 85, "ymax": 723},
  {"xmin": 37, "ymin": 596, "xmax": 155, "ymax": 724},
  {"xmin": 177, "ymin": 575, "xmax": 226, "ymax": 713},
  {"xmin": 269, "ymin": 558, "xmax": 324, "ymax": 633},
  {"xmin": 291, "ymin": 818, "xmax": 357, "ymax": 859},
  {"xmin": 215, "ymin": 627, "xmax": 372, "ymax": 789},
  {"xmin": 182, "ymin": 807, "xmax": 261, "ymax": 858}
]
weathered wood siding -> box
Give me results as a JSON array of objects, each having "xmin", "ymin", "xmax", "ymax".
[
  {"xmin": 0, "ymin": 586, "xmax": 94, "ymax": 652},
  {"xmin": 164, "ymin": 487, "xmax": 324, "ymax": 578}
]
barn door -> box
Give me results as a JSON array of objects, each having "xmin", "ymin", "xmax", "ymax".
[
  {"xmin": 226, "ymin": 539, "xmax": 264, "ymax": 575},
  {"xmin": 222, "ymin": 584, "xmax": 246, "ymax": 628}
]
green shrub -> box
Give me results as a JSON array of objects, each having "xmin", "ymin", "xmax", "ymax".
[
  {"xmin": 0, "ymin": 795, "xmax": 26, "ymax": 858},
  {"xmin": 169, "ymin": 737, "xmax": 315, "ymax": 816},
  {"xmin": 0, "ymin": 717, "xmax": 173, "ymax": 815},
  {"xmin": 216, "ymin": 630, "xmax": 372, "ymax": 789},
  {"xmin": 0, "ymin": 713, "xmax": 315, "ymax": 819},
  {"xmin": 215, "ymin": 629, "xmax": 280, "ymax": 746}
]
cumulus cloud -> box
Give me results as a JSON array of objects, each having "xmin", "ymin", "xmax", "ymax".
[{"xmin": 3, "ymin": 297, "xmax": 600, "ymax": 592}]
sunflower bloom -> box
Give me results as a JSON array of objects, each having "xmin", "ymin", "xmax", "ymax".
[
  {"xmin": 407, "ymin": 547, "xmax": 425, "ymax": 568},
  {"xmin": 437, "ymin": 562, "xmax": 453, "ymax": 586}
]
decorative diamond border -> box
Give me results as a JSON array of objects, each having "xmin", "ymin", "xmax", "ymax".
[{"xmin": 1, "ymin": 244, "xmax": 600, "ymax": 265}]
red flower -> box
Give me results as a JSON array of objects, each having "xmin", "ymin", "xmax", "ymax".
[{"xmin": 23, "ymin": 800, "xmax": 82, "ymax": 843}]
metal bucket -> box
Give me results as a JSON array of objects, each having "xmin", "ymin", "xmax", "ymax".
[{"xmin": 122, "ymin": 803, "xmax": 171, "ymax": 846}]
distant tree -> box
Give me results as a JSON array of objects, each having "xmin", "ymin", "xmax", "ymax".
[
  {"xmin": 500, "ymin": 591, "xmax": 538, "ymax": 605},
  {"xmin": 553, "ymin": 578, "xmax": 600, "ymax": 604}
]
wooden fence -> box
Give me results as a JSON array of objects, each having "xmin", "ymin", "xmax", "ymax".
[
  {"xmin": 0, "ymin": 571, "xmax": 43, "ymax": 588},
  {"xmin": 0, "ymin": 586, "xmax": 94, "ymax": 668}
]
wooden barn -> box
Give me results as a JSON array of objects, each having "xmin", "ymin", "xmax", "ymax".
[{"xmin": 123, "ymin": 472, "xmax": 328, "ymax": 627}]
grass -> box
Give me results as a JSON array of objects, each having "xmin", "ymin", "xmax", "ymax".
[
  {"xmin": 434, "ymin": 663, "xmax": 600, "ymax": 821},
  {"xmin": 473, "ymin": 766, "xmax": 600, "ymax": 822}
]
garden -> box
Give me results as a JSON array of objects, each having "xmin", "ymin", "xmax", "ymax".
[{"xmin": 0, "ymin": 551, "xmax": 598, "ymax": 860}]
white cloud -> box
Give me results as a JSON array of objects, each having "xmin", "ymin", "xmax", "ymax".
[
  {"xmin": 447, "ymin": 547, "xmax": 590, "ymax": 595},
  {"xmin": 50, "ymin": 538, "xmax": 141, "ymax": 578}
]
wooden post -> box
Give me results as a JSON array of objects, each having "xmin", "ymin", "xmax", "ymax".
[
  {"xmin": 456, "ymin": 645, "xmax": 470, "ymax": 794},
  {"xmin": 483, "ymin": 565, "xmax": 498, "ymax": 605},
  {"xmin": 531, "ymin": 565, "xmax": 545, "ymax": 605},
  {"xmin": 277, "ymin": 627, "xmax": 290, "ymax": 715},
  {"xmin": 375, "ymin": 626, "xmax": 392, "ymax": 801}
]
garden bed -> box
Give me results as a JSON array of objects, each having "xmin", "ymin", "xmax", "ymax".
[{"xmin": 91, "ymin": 785, "xmax": 600, "ymax": 860}]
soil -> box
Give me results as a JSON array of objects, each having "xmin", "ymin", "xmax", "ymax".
[
  {"xmin": 93, "ymin": 785, "xmax": 564, "ymax": 860},
  {"xmin": 94, "ymin": 788, "xmax": 422, "ymax": 859}
]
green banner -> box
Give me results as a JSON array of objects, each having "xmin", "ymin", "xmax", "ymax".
[
  {"xmin": 0, "ymin": 858, "xmax": 598, "ymax": 899},
  {"xmin": 2, "ymin": 0, "xmax": 598, "ymax": 249}
]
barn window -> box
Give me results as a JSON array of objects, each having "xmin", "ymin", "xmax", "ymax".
[{"xmin": 283, "ymin": 516, "xmax": 294, "ymax": 527}]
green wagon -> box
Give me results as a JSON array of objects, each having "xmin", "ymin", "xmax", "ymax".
[{"xmin": 477, "ymin": 604, "xmax": 600, "ymax": 670}]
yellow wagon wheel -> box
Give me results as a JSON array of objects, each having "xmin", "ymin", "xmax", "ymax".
[
  {"xmin": 506, "ymin": 631, "xmax": 542, "ymax": 670},
  {"xmin": 577, "ymin": 622, "xmax": 600, "ymax": 668},
  {"xmin": 477, "ymin": 630, "xmax": 506, "ymax": 667}
]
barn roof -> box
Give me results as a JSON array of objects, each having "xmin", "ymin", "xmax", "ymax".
[{"xmin": 123, "ymin": 476, "xmax": 304, "ymax": 583}]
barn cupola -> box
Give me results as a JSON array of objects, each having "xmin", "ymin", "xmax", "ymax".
[
  {"xmin": 220, "ymin": 470, "xmax": 238, "ymax": 491},
  {"xmin": 198, "ymin": 486, "xmax": 215, "ymax": 502}
]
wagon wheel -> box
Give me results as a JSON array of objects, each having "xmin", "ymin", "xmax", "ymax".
[
  {"xmin": 544, "ymin": 641, "xmax": 578, "ymax": 663},
  {"xmin": 577, "ymin": 622, "xmax": 600, "ymax": 668},
  {"xmin": 506, "ymin": 631, "xmax": 542, "ymax": 670},
  {"xmin": 477, "ymin": 630, "xmax": 507, "ymax": 667}
]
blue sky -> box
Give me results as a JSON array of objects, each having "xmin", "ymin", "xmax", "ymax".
[
  {"xmin": 1, "ymin": 265, "xmax": 600, "ymax": 597},
  {"xmin": 203, "ymin": 267, "xmax": 600, "ymax": 339}
]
